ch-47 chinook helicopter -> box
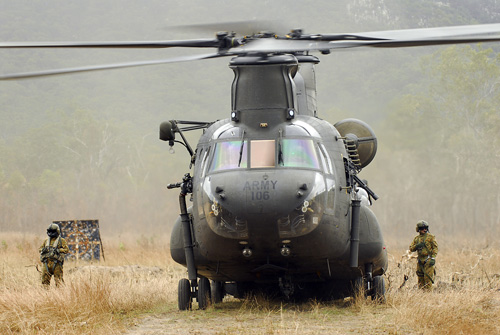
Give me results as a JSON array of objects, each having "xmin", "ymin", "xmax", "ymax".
[{"xmin": 3, "ymin": 22, "xmax": 500, "ymax": 310}]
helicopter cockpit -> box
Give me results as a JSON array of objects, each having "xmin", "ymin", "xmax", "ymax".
[{"xmin": 200, "ymin": 122, "xmax": 331, "ymax": 241}]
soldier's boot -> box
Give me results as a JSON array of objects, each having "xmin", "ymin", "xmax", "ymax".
[
  {"xmin": 41, "ymin": 271, "xmax": 52, "ymax": 287},
  {"xmin": 422, "ymin": 264, "xmax": 435, "ymax": 291},
  {"xmin": 53, "ymin": 264, "xmax": 65, "ymax": 287}
]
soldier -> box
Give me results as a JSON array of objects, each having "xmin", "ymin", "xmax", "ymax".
[
  {"xmin": 409, "ymin": 220, "xmax": 438, "ymax": 290},
  {"xmin": 39, "ymin": 223, "xmax": 69, "ymax": 287}
]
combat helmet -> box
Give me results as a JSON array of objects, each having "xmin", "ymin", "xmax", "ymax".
[
  {"xmin": 47, "ymin": 223, "xmax": 60, "ymax": 238},
  {"xmin": 415, "ymin": 220, "xmax": 429, "ymax": 232}
]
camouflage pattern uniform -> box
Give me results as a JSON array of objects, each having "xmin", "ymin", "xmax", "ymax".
[
  {"xmin": 39, "ymin": 224, "xmax": 69, "ymax": 287},
  {"xmin": 409, "ymin": 220, "xmax": 438, "ymax": 290}
]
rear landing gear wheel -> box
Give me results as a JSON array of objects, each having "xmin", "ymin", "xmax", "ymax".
[
  {"xmin": 351, "ymin": 276, "xmax": 365, "ymax": 298},
  {"xmin": 211, "ymin": 280, "xmax": 224, "ymax": 304},
  {"xmin": 198, "ymin": 277, "xmax": 211, "ymax": 310},
  {"xmin": 178, "ymin": 278, "xmax": 192, "ymax": 310},
  {"xmin": 371, "ymin": 275, "xmax": 386, "ymax": 303}
]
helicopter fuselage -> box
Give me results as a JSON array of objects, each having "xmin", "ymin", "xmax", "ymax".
[
  {"xmin": 170, "ymin": 115, "xmax": 387, "ymax": 287},
  {"xmin": 166, "ymin": 53, "xmax": 387, "ymax": 300}
]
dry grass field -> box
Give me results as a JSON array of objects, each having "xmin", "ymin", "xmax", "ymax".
[{"xmin": 1, "ymin": 232, "xmax": 499, "ymax": 335}]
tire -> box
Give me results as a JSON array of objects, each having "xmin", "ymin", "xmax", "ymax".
[
  {"xmin": 178, "ymin": 278, "xmax": 192, "ymax": 310},
  {"xmin": 198, "ymin": 277, "xmax": 211, "ymax": 310},
  {"xmin": 211, "ymin": 280, "xmax": 224, "ymax": 304},
  {"xmin": 350, "ymin": 276, "xmax": 365, "ymax": 298},
  {"xmin": 371, "ymin": 275, "xmax": 386, "ymax": 303}
]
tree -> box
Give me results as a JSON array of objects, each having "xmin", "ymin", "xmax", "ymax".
[
  {"xmin": 0, "ymin": 109, "xmax": 177, "ymax": 233},
  {"xmin": 377, "ymin": 45, "xmax": 500, "ymax": 239}
]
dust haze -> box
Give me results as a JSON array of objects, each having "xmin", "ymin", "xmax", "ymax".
[{"xmin": 1, "ymin": 0, "xmax": 499, "ymax": 248}]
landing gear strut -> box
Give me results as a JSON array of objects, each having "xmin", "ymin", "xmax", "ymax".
[{"xmin": 169, "ymin": 174, "xmax": 211, "ymax": 310}]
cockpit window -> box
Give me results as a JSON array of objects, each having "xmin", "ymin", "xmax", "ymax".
[
  {"xmin": 250, "ymin": 140, "xmax": 276, "ymax": 168},
  {"xmin": 208, "ymin": 138, "xmax": 320, "ymax": 173},
  {"xmin": 280, "ymin": 139, "xmax": 320, "ymax": 169},
  {"xmin": 209, "ymin": 141, "xmax": 247, "ymax": 171}
]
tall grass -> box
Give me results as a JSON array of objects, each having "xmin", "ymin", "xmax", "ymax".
[
  {"xmin": 384, "ymin": 242, "xmax": 500, "ymax": 335},
  {"xmin": 1, "ymin": 232, "xmax": 499, "ymax": 334},
  {"xmin": 0, "ymin": 232, "xmax": 181, "ymax": 335},
  {"xmin": 388, "ymin": 288, "xmax": 499, "ymax": 334}
]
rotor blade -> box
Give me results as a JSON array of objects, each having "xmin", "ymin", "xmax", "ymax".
[
  {"xmin": 317, "ymin": 23, "xmax": 500, "ymax": 48},
  {"xmin": 0, "ymin": 39, "xmax": 220, "ymax": 49},
  {"xmin": 319, "ymin": 23, "xmax": 500, "ymax": 42},
  {"xmin": 0, "ymin": 53, "xmax": 226, "ymax": 80},
  {"xmin": 237, "ymin": 32, "xmax": 500, "ymax": 54},
  {"xmin": 352, "ymin": 35, "xmax": 500, "ymax": 48}
]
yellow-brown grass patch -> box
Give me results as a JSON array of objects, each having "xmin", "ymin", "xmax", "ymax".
[{"xmin": 1, "ymin": 232, "xmax": 499, "ymax": 334}]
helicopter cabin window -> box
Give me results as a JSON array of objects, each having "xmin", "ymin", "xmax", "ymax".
[
  {"xmin": 250, "ymin": 140, "xmax": 276, "ymax": 168},
  {"xmin": 280, "ymin": 139, "xmax": 320, "ymax": 169},
  {"xmin": 199, "ymin": 147, "xmax": 211, "ymax": 178},
  {"xmin": 209, "ymin": 141, "xmax": 248, "ymax": 171}
]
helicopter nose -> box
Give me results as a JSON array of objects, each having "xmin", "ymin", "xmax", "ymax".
[{"xmin": 203, "ymin": 170, "xmax": 326, "ymax": 241}]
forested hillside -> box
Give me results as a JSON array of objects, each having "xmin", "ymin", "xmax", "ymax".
[{"xmin": 1, "ymin": 0, "xmax": 500, "ymax": 240}]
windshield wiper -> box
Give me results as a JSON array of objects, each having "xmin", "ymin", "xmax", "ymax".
[
  {"xmin": 238, "ymin": 129, "xmax": 246, "ymax": 167},
  {"xmin": 278, "ymin": 128, "xmax": 284, "ymax": 166}
]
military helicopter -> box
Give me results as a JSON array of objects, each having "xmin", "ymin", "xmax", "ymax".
[{"xmin": 3, "ymin": 22, "xmax": 500, "ymax": 310}]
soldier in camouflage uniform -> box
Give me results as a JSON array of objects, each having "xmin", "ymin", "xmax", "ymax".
[
  {"xmin": 409, "ymin": 220, "xmax": 438, "ymax": 290},
  {"xmin": 39, "ymin": 223, "xmax": 69, "ymax": 287}
]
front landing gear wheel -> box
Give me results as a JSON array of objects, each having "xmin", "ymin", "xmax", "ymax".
[
  {"xmin": 178, "ymin": 278, "xmax": 192, "ymax": 310},
  {"xmin": 198, "ymin": 277, "xmax": 211, "ymax": 310},
  {"xmin": 371, "ymin": 275, "xmax": 386, "ymax": 303}
]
